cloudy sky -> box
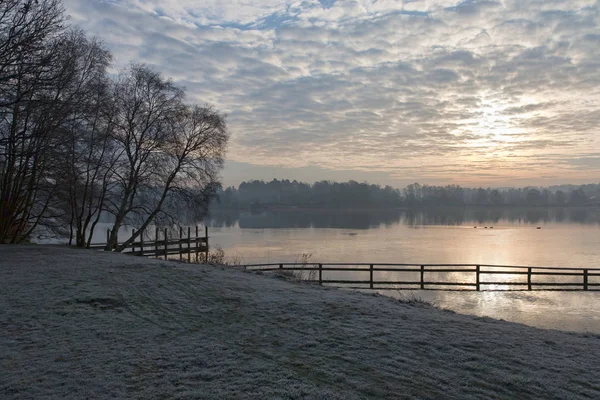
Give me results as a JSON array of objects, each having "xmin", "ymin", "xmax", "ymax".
[{"xmin": 64, "ymin": 0, "xmax": 600, "ymax": 188}]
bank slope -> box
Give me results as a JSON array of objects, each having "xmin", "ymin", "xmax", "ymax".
[{"xmin": 1, "ymin": 245, "xmax": 600, "ymax": 399}]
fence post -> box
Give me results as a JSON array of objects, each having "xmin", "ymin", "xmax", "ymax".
[
  {"xmin": 187, "ymin": 227, "xmax": 191, "ymax": 262},
  {"xmin": 106, "ymin": 229, "xmax": 110, "ymax": 250},
  {"xmin": 131, "ymin": 229, "xmax": 136, "ymax": 254},
  {"xmin": 528, "ymin": 267, "xmax": 532, "ymax": 290},
  {"xmin": 319, "ymin": 263, "xmax": 323, "ymax": 286},
  {"xmin": 205, "ymin": 226, "xmax": 209, "ymax": 263},
  {"xmin": 420, "ymin": 265, "xmax": 425, "ymax": 290},
  {"xmin": 475, "ymin": 265, "xmax": 481, "ymax": 291},
  {"xmin": 154, "ymin": 227, "xmax": 159, "ymax": 258},
  {"xmin": 584, "ymin": 269, "xmax": 589, "ymax": 291},
  {"xmin": 140, "ymin": 230, "xmax": 144, "ymax": 256},
  {"xmin": 164, "ymin": 228, "xmax": 168, "ymax": 260},
  {"xmin": 195, "ymin": 226, "xmax": 199, "ymax": 263},
  {"xmin": 370, "ymin": 264, "xmax": 374, "ymax": 289},
  {"xmin": 179, "ymin": 227, "xmax": 183, "ymax": 261}
]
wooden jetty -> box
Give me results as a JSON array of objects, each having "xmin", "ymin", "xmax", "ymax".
[{"xmin": 92, "ymin": 226, "xmax": 209, "ymax": 262}]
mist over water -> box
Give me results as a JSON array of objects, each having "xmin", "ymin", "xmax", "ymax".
[{"xmin": 207, "ymin": 207, "xmax": 600, "ymax": 333}]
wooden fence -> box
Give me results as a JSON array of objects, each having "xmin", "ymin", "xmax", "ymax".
[
  {"xmin": 93, "ymin": 226, "xmax": 209, "ymax": 261},
  {"xmin": 243, "ymin": 263, "xmax": 600, "ymax": 291}
]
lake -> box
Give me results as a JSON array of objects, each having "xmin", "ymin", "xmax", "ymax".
[{"xmin": 206, "ymin": 207, "xmax": 600, "ymax": 333}]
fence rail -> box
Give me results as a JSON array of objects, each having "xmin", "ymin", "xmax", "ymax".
[
  {"xmin": 243, "ymin": 263, "xmax": 600, "ymax": 291},
  {"xmin": 91, "ymin": 226, "xmax": 209, "ymax": 261}
]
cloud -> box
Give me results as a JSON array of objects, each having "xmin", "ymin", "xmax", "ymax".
[
  {"xmin": 63, "ymin": 0, "xmax": 600, "ymax": 186},
  {"xmin": 567, "ymin": 155, "xmax": 600, "ymax": 170}
]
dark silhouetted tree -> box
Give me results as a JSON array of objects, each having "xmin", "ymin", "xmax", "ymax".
[
  {"xmin": 105, "ymin": 65, "xmax": 228, "ymax": 251},
  {"xmin": 0, "ymin": 0, "xmax": 74, "ymax": 243}
]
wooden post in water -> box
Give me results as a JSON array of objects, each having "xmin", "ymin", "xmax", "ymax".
[
  {"xmin": 179, "ymin": 227, "xmax": 183, "ymax": 261},
  {"xmin": 106, "ymin": 229, "xmax": 110, "ymax": 250},
  {"xmin": 420, "ymin": 265, "xmax": 425, "ymax": 290},
  {"xmin": 187, "ymin": 227, "xmax": 191, "ymax": 262},
  {"xmin": 154, "ymin": 227, "xmax": 159, "ymax": 258},
  {"xmin": 164, "ymin": 228, "xmax": 168, "ymax": 260},
  {"xmin": 527, "ymin": 267, "xmax": 532, "ymax": 290},
  {"xmin": 370, "ymin": 264, "xmax": 374, "ymax": 289},
  {"xmin": 318, "ymin": 263, "xmax": 323, "ymax": 286},
  {"xmin": 140, "ymin": 230, "xmax": 144, "ymax": 256},
  {"xmin": 131, "ymin": 229, "xmax": 136, "ymax": 254},
  {"xmin": 476, "ymin": 265, "xmax": 480, "ymax": 291},
  {"xmin": 205, "ymin": 226, "xmax": 209, "ymax": 263},
  {"xmin": 195, "ymin": 226, "xmax": 199, "ymax": 263},
  {"xmin": 584, "ymin": 269, "xmax": 589, "ymax": 291}
]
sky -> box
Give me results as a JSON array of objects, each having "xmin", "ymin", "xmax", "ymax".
[{"xmin": 64, "ymin": 0, "xmax": 600, "ymax": 188}]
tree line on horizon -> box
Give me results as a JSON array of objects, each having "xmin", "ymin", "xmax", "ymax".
[
  {"xmin": 0, "ymin": 0, "xmax": 228, "ymax": 247},
  {"xmin": 212, "ymin": 179, "xmax": 600, "ymax": 210}
]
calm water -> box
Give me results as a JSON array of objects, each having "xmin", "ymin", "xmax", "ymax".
[{"xmin": 207, "ymin": 208, "xmax": 600, "ymax": 333}]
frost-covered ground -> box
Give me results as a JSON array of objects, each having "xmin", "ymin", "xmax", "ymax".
[{"xmin": 2, "ymin": 246, "xmax": 600, "ymax": 399}]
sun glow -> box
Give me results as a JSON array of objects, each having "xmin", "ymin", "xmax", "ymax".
[{"xmin": 452, "ymin": 94, "xmax": 545, "ymax": 154}]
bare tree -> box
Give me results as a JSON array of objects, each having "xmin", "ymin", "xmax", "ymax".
[
  {"xmin": 52, "ymin": 30, "xmax": 114, "ymax": 247},
  {"xmin": 102, "ymin": 65, "xmax": 183, "ymax": 249},
  {"xmin": 0, "ymin": 0, "xmax": 65, "ymax": 101},
  {"xmin": 0, "ymin": 0, "xmax": 68, "ymax": 243},
  {"xmin": 104, "ymin": 65, "xmax": 228, "ymax": 251},
  {"xmin": 114, "ymin": 104, "xmax": 228, "ymax": 251}
]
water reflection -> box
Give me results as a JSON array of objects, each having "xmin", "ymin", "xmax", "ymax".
[
  {"xmin": 384, "ymin": 290, "xmax": 600, "ymax": 334},
  {"xmin": 51, "ymin": 209, "xmax": 600, "ymax": 333},
  {"xmin": 207, "ymin": 207, "xmax": 600, "ymax": 334},
  {"xmin": 207, "ymin": 207, "xmax": 600, "ymax": 229}
]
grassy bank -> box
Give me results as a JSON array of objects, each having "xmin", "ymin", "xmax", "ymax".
[{"xmin": 2, "ymin": 245, "xmax": 600, "ymax": 399}]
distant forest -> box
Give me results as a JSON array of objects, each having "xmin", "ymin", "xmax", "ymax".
[{"xmin": 212, "ymin": 180, "xmax": 600, "ymax": 209}]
